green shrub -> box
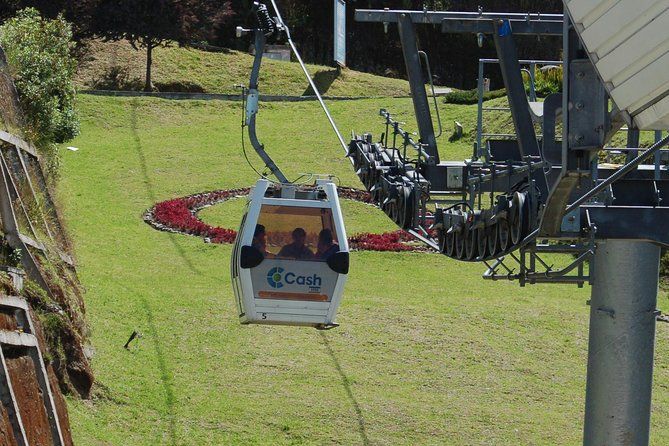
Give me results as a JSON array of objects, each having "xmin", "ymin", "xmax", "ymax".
[
  {"xmin": 91, "ymin": 65, "xmax": 143, "ymax": 91},
  {"xmin": 445, "ymin": 66, "xmax": 563, "ymax": 106},
  {"xmin": 523, "ymin": 65, "xmax": 563, "ymax": 97},
  {"xmin": 0, "ymin": 8, "xmax": 80, "ymax": 175},
  {"xmin": 154, "ymin": 80, "xmax": 205, "ymax": 93},
  {"xmin": 444, "ymin": 87, "xmax": 507, "ymax": 105},
  {"xmin": 661, "ymin": 249, "xmax": 669, "ymax": 278}
]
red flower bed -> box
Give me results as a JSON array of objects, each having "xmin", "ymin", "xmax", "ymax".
[
  {"xmin": 348, "ymin": 231, "xmax": 415, "ymax": 252},
  {"xmin": 146, "ymin": 188, "xmax": 248, "ymax": 244},
  {"xmin": 144, "ymin": 187, "xmax": 430, "ymax": 252},
  {"xmin": 152, "ymin": 198, "xmax": 237, "ymax": 243}
]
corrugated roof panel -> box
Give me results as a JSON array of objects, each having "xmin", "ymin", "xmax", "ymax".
[
  {"xmin": 596, "ymin": 10, "xmax": 669, "ymax": 86},
  {"xmin": 564, "ymin": 0, "xmax": 669, "ymax": 130},
  {"xmin": 566, "ymin": 0, "xmax": 617, "ymax": 28},
  {"xmin": 580, "ymin": 0, "xmax": 661, "ymax": 58},
  {"xmin": 611, "ymin": 51, "xmax": 669, "ymax": 112},
  {"xmin": 635, "ymin": 95, "xmax": 669, "ymax": 130}
]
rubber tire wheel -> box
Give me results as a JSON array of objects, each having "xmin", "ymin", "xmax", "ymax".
[
  {"xmin": 455, "ymin": 229, "xmax": 465, "ymax": 260},
  {"xmin": 477, "ymin": 227, "xmax": 487, "ymax": 260},
  {"xmin": 510, "ymin": 192, "xmax": 525, "ymax": 245},
  {"xmin": 438, "ymin": 229, "xmax": 447, "ymax": 254},
  {"xmin": 520, "ymin": 191, "xmax": 531, "ymax": 237},
  {"xmin": 397, "ymin": 188, "xmax": 414, "ymax": 230},
  {"xmin": 465, "ymin": 227, "xmax": 477, "ymax": 260},
  {"xmin": 487, "ymin": 223, "xmax": 499, "ymax": 257},
  {"xmin": 385, "ymin": 195, "xmax": 399, "ymax": 224},
  {"xmin": 364, "ymin": 164, "xmax": 378, "ymax": 192},
  {"xmin": 376, "ymin": 186, "xmax": 387, "ymax": 210},
  {"xmin": 446, "ymin": 230, "xmax": 456, "ymax": 257},
  {"xmin": 498, "ymin": 219, "xmax": 511, "ymax": 253}
]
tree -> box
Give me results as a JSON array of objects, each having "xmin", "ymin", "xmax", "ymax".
[
  {"xmin": 215, "ymin": 0, "xmax": 563, "ymax": 90},
  {"xmin": 0, "ymin": 1, "xmax": 97, "ymax": 39},
  {"xmin": 0, "ymin": 7, "xmax": 80, "ymax": 173},
  {"xmin": 92, "ymin": 0, "xmax": 232, "ymax": 92}
]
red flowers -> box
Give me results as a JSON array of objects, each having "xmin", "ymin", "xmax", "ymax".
[
  {"xmin": 146, "ymin": 188, "xmax": 248, "ymax": 244},
  {"xmin": 348, "ymin": 230, "xmax": 428, "ymax": 252},
  {"xmin": 144, "ymin": 187, "xmax": 428, "ymax": 252}
]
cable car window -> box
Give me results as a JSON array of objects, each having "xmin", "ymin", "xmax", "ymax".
[{"xmin": 254, "ymin": 205, "xmax": 340, "ymax": 261}]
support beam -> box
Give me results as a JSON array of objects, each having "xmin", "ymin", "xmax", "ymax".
[
  {"xmin": 0, "ymin": 131, "xmax": 37, "ymax": 158},
  {"xmin": 626, "ymin": 126, "xmax": 640, "ymax": 162},
  {"xmin": 491, "ymin": 20, "xmax": 548, "ymax": 198},
  {"xmin": 441, "ymin": 19, "xmax": 562, "ymax": 36},
  {"xmin": 0, "ymin": 157, "xmax": 53, "ymax": 297},
  {"xmin": 355, "ymin": 9, "xmax": 563, "ymax": 26},
  {"xmin": 584, "ymin": 240, "xmax": 660, "ymax": 446},
  {"xmin": 491, "ymin": 20, "xmax": 540, "ymax": 159},
  {"xmin": 397, "ymin": 14, "xmax": 439, "ymax": 163}
]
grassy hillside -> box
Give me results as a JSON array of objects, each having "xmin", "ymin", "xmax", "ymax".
[
  {"xmin": 76, "ymin": 40, "xmax": 411, "ymax": 97},
  {"xmin": 58, "ymin": 94, "xmax": 669, "ymax": 445}
]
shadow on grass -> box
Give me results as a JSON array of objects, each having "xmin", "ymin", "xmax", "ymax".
[
  {"xmin": 303, "ymin": 68, "xmax": 340, "ymax": 96},
  {"xmin": 117, "ymin": 281, "xmax": 177, "ymax": 446},
  {"xmin": 319, "ymin": 332, "xmax": 370, "ymax": 446},
  {"xmin": 129, "ymin": 99, "xmax": 202, "ymax": 275},
  {"xmin": 140, "ymin": 296, "xmax": 177, "ymax": 446}
]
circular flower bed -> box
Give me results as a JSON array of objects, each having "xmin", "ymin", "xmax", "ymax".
[{"xmin": 144, "ymin": 187, "xmax": 430, "ymax": 252}]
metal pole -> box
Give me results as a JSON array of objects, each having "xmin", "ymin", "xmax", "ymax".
[
  {"xmin": 626, "ymin": 126, "xmax": 640, "ymax": 162},
  {"xmin": 397, "ymin": 14, "xmax": 439, "ymax": 163},
  {"xmin": 246, "ymin": 30, "xmax": 289, "ymax": 183},
  {"xmin": 584, "ymin": 239, "xmax": 660, "ymax": 446},
  {"xmin": 476, "ymin": 60, "xmax": 484, "ymax": 160},
  {"xmin": 491, "ymin": 20, "xmax": 542, "ymax": 159},
  {"xmin": 655, "ymin": 131, "xmax": 663, "ymax": 181},
  {"xmin": 529, "ymin": 62, "xmax": 537, "ymax": 102}
]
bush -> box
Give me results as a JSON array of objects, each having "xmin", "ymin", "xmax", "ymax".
[
  {"xmin": 661, "ymin": 249, "xmax": 669, "ymax": 277},
  {"xmin": 91, "ymin": 65, "xmax": 143, "ymax": 91},
  {"xmin": 445, "ymin": 65, "xmax": 563, "ymax": 106},
  {"xmin": 444, "ymin": 87, "xmax": 507, "ymax": 105},
  {"xmin": 0, "ymin": 8, "xmax": 80, "ymax": 174},
  {"xmin": 523, "ymin": 65, "xmax": 563, "ymax": 97},
  {"xmin": 154, "ymin": 81, "xmax": 205, "ymax": 93}
]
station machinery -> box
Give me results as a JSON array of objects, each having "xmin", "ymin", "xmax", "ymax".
[
  {"xmin": 347, "ymin": 1, "xmax": 669, "ymax": 445},
  {"xmin": 232, "ymin": 0, "xmax": 669, "ymax": 444}
]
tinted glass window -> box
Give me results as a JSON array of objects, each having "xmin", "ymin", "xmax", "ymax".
[{"xmin": 251, "ymin": 205, "xmax": 340, "ymax": 261}]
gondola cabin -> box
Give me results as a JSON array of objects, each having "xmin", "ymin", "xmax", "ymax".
[{"xmin": 231, "ymin": 179, "xmax": 349, "ymax": 328}]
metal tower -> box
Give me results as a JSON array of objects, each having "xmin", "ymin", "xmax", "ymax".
[{"xmin": 347, "ymin": 3, "xmax": 669, "ymax": 445}]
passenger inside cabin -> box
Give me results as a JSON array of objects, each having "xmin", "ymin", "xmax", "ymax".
[
  {"xmin": 316, "ymin": 228, "xmax": 339, "ymax": 260},
  {"xmin": 252, "ymin": 224, "xmax": 270, "ymax": 257},
  {"xmin": 278, "ymin": 227, "xmax": 313, "ymax": 259}
]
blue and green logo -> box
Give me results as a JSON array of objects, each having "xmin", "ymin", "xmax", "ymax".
[{"xmin": 267, "ymin": 267, "xmax": 284, "ymax": 288}]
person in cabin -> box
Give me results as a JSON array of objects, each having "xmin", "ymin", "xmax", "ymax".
[
  {"xmin": 316, "ymin": 228, "xmax": 339, "ymax": 260},
  {"xmin": 252, "ymin": 224, "xmax": 270, "ymax": 257},
  {"xmin": 278, "ymin": 227, "xmax": 313, "ymax": 259}
]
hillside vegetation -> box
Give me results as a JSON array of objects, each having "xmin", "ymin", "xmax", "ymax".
[
  {"xmin": 76, "ymin": 40, "xmax": 412, "ymax": 97},
  {"xmin": 57, "ymin": 94, "xmax": 669, "ymax": 445}
]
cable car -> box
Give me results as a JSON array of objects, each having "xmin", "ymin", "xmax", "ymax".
[
  {"xmin": 231, "ymin": 179, "xmax": 349, "ymax": 328},
  {"xmin": 231, "ymin": 2, "xmax": 351, "ymax": 328}
]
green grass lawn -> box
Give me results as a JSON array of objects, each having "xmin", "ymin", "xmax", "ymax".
[
  {"xmin": 77, "ymin": 40, "xmax": 411, "ymax": 97},
  {"xmin": 58, "ymin": 94, "xmax": 669, "ymax": 445}
]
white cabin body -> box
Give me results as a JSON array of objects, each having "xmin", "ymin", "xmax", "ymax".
[{"xmin": 231, "ymin": 179, "xmax": 349, "ymax": 328}]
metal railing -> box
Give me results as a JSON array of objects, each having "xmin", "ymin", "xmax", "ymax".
[
  {"xmin": 602, "ymin": 131, "xmax": 666, "ymax": 181},
  {"xmin": 475, "ymin": 58, "xmax": 562, "ymax": 160}
]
